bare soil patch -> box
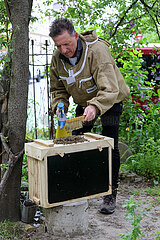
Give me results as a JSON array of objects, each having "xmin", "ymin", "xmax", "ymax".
[{"xmin": 28, "ymin": 180, "xmax": 160, "ymax": 240}]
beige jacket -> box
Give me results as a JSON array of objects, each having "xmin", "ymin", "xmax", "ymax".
[{"xmin": 50, "ymin": 30, "xmax": 130, "ymax": 115}]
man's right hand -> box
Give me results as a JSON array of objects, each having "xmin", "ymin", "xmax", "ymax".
[{"xmin": 84, "ymin": 105, "xmax": 97, "ymax": 121}]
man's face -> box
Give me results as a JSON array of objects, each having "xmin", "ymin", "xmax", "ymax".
[{"xmin": 53, "ymin": 30, "xmax": 79, "ymax": 58}]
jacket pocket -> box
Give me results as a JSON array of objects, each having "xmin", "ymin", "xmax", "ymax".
[{"xmin": 79, "ymin": 76, "xmax": 97, "ymax": 94}]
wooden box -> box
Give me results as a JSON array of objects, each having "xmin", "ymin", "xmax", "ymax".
[{"xmin": 25, "ymin": 133, "xmax": 113, "ymax": 208}]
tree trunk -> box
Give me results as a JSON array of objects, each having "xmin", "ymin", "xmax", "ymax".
[{"xmin": 0, "ymin": 0, "xmax": 32, "ymax": 221}]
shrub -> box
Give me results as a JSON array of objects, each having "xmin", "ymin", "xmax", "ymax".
[{"xmin": 125, "ymin": 138, "xmax": 160, "ymax": 182}]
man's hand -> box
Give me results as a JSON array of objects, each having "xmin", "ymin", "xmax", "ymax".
[
  {"xmin": 84, "ymin": 105, "xmax": 97, "ymax": 121},
  {"xmin": 56, "ymin": 107, "xmax": 60, "ymax": 116}
]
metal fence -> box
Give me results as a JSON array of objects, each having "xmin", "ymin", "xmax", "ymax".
[{"xmin": 27, "ymin": 40, "xmax": 54, "ymax": 139}]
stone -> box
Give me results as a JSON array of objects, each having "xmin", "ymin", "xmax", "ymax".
[
  {"xmin": 45, "ymin": 200, "xmax": 88, "ymax": 237},
  {"xmin": 126, "ymin": 173, "xmax": 137, "ymax": 183},
  {"xmin": 118, "ymin": 141, "xmax": 133, "ymax": 163},
  {"xmin": 24, "ymin": 224, "xmax": 35, "ymax": 233}
]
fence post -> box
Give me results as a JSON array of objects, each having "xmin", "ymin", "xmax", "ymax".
[
  {"xmin": 31, "ymin": 40, "xmax": 37, "ymax": 139},
  {"xmin": 45, "ymin": 40, "xmax": 54, "ymax": 139}
]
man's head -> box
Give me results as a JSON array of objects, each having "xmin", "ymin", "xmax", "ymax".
[{"xmin": 49, "ymin": 18, "xmax": 79, "ymax": 58}]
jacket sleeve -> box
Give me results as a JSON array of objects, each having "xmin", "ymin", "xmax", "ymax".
[
  {"xmin": 50, "ymin": 56, "xmax": 70, "ymax": 114},
  {"xmin": 87, "ymin": 45, "xmax": 121, "ymax": 115}
]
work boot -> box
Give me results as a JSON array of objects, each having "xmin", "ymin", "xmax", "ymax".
[{"xmin": 99, "ymin": 189, "xmax": 117, "ymax": 214}]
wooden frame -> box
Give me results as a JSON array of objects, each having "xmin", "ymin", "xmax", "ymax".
[{"xmin": 25, "ymin": 133, "xmax": 113, "ymax": 208}]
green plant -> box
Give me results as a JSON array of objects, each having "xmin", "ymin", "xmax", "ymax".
[
  {"xmin": 92, "ymin": 116, "xmax": 102, "ymax": 134},
  {"xmin": 41, "ymin": 0, "xmax": 160, "ymax": 45},
  {"xmin": 145, "ymin": 186, "xmax": 160, "ymax": 196},
  {"xmin": 22, "ymin": 154, "xmax": 28, "ymax": 182},
  {"xmin": 151, "ymin": 197, "xmax": 160, "ymax": 207},
  {"xmin": 26, "ymin": 127, "xmax": 50, "ymax": 140},
  {"xmin": 117, "ymin": 47, "xmax": 160, "ymax": 158},
  {"xmin": 152, "ymin": 232, "xmax": 160, "ymax": 239},
  {"xmin": 119, "ymin": 196, "xmax": 147, "ymax": 240},
  {"xmin": 67, "ymin": 102, "xmax": 77, "ymax": 118},
  {"xmin": 0, "ymin": 220, "xmax": 28, "ymax": 240},
  {"xmin": 0, "ymin": 163, "xmax": 8, "ymax": 170},
  {"xmin": 118, "ymin": 49, "xmax": 159, "ymax": 144},
  {"xmin": 130, "ymin": 188, "xmax": 142, "ymax": 196},
  {"xmin": 125, "ymin": 138, "xmax": 160, "ymax": 182}
]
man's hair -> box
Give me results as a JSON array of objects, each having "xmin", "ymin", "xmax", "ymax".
[{"xmin": 49, "ymin": 18, "xmax": 75, "ymax": 38}]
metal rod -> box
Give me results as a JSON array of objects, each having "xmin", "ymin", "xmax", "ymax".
[
  {"xmin": 31, "ymin": 40, "xmax": 37, "ymax": 139},
  {"xmin": 45, "ymin": 40, "xmax": 52, "ymax": 139}
]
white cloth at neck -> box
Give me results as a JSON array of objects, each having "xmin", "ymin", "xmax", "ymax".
[{"xmin": 69, "ymin": 57, "xmax": 77, "ymax": 66}]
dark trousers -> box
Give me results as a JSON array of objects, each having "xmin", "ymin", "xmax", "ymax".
[{"xmin": 72, "ymin": 102, "xmax": 123, "ymax": 189}]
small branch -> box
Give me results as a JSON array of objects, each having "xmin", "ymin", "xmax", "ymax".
[
  {"xmin": 0, "ymin": 133, "xmax": 24, "ymax": 198},
  {"xmin": 0, "ymin": 150, "xmax": 6, "ymax": 157},
  {"xmin": 111, "ymin": 0, "xmax": 139, "ymax": 38},
  {"xmin": 140, "ymin": 0, "xmax": 160, "ymax": 40},
  {"xmin": 150, "ymin": 15, "xmax": 160, "ymax": 40},
  {"xmin": 28, "ymin": 0, "xmax": 33, "ymax": 24},
  {"xmin": 126, "ymin": 13, "xmax": 146, "ymax": 24},
  {"xmin": 0, "ymin": 133, "xmax": 11, "ymax": 156},
  {"xmin": 0, "ymin": 92, "xmax": 8, "ymax": 103},
  {"xmin": 139, "ymin": 0, "xmax": 158, "ymax": 9},
  {"xmin": 156, "ymin": 15, "xmax": 160, "ymax": 25},
  {"xmin": 4, "ymin": 0, "xmax": 11, "ymax": 22}
]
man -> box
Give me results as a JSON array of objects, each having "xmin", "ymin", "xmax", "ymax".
[{"xmin": 49, "ymin": 18, "xmax": 130, "ymax": 214}]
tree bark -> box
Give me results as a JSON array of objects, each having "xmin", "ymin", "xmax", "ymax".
[{"xmin": 0, "ymin": 0, "xmax": 32, "ymax": 221}]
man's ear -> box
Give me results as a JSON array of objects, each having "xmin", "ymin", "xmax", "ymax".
[{"xmin": 74, "ymin": 32, "xmax": 79, "ymax": 40}]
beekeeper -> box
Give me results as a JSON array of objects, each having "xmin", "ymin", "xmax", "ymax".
[{"xmin": 49, "ymin": 18, "xmax": 130, "ymax": 214}]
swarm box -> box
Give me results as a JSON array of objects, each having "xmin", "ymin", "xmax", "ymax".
[{"xmin": 25, "ymin": 133, "xmax": 113, "ymax": 208}]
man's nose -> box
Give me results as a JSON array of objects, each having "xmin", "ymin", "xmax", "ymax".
[{"xmin": 60, "ymin": 45, "xmax": 67, "ymax": 54}]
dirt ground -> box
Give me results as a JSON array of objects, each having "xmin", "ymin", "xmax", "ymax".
[{"xmin": 27, "ymin": 180, "xmax": 160, "ymax": 240}]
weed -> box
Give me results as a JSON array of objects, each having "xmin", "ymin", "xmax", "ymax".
[
  {"xmin": 130, "ymin": 188, "xmax": 142, "ymax": 196},
  {"xmin": 22, "ymin": 154, "xmax": 28, "ymax": 182},
  {"xmin": 151, "ymin": 196, "xmax": 160, "ymax": 207},
  {"xmin": 152, "ymin": 232, "xmax": 160, "ymax": 239},
  {"xmin": 145, "ymin": 186, "xmax": 160, "ymax": 196},
  {"xmin": 144, "ymin": 206, "xmax": 152, "ymax": 211},
  {"xmin": 0, "ymin": 163, "xmax": 8, "ymax": 171},
  {"xmin": 119, "ymin": 196, "xmax": 147, "ymax": 240},
  {"xmin": 125, "ymin": 138, "xmax": 160, "ymax": 182},
  {"xmin": 0, "ymin": 220, "xmax": 28, "ymax": 239}
]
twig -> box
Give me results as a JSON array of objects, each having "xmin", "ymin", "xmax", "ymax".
[
  {"xmin": 0, "ymin": 150, "xmax": 6, "ymax": 157},
  {"xmin": 111, "ymin": 0, "xmax": 139, "ymax": 38},
  {"xmin": 0, "ymin": 133, "xmax": 11, "ymax": 156},
  {"xmin": 139, "ymin": 0, "xmax": 158, "ymax": 9},
  {"xmin": 28, "ymin": 0, "xmax": 33, "ymax": 24},
  {"xmin": 140, "ymin": 0, "xmax": 160, "ymax": 40},
  {"xmin": 0, "ymin": 133, "xmax": 24, "ymax": 198},
  {"xmin": 4, "ymin": 0, "xmax": 11, "ymax": 22}
]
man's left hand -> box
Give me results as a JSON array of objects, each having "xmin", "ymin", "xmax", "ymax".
[{"xmin": 84, "ymin": 105, "xmax": 97, "ymax": 121}]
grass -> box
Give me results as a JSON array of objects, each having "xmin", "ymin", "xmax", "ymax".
[
  {"xmin": 0, "ymin": 220, "xmax": 28, "ymax": 240},
  {"xmin": 151, "ymin": 196, "xmax": 160, "ymax": 207},
  {"xmin": 130, "ymin": 188, "xmax": 142, "ymax": 196},
  {"xmin": 145, "ymin": 186, "xmax": 160, "ymax": 196}
]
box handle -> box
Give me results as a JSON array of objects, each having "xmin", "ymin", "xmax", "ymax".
[{"xmin": 84, "ymin": 132, "xmax": 105, "ymax": 140}]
